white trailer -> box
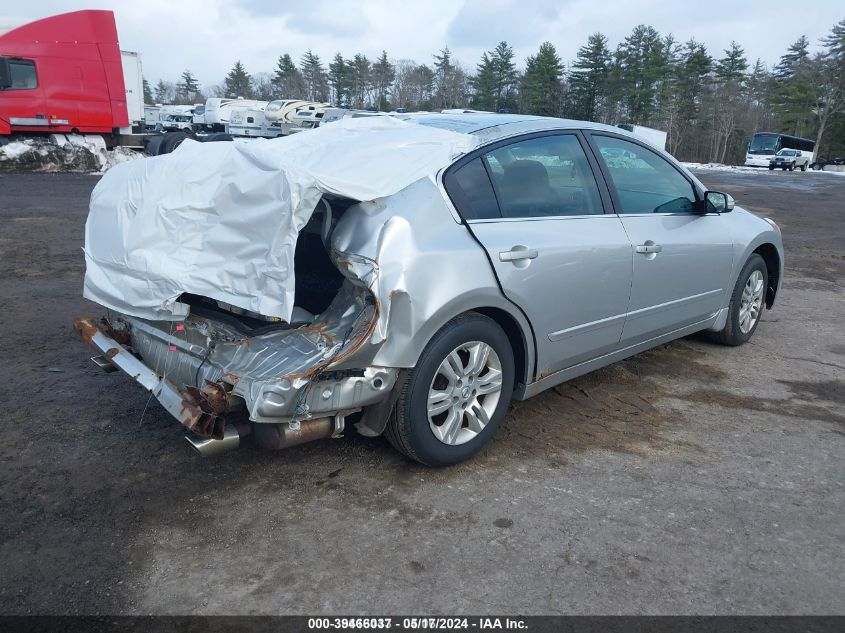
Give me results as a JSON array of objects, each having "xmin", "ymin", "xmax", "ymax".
[
  {"xmin": 617, "ymin": 124, "xmax": 668, "ymax": 151},
  {"xmin": 143, "ymin": 105, "xmax": 161, "ymax": 131},
  {"xmin": 264, "ymin": 100, "xmax": 330, "ymax": 134},
  {"xmin": 198, "ymin": 98, "xmax": 269, "ymax": 132},
  {"xmin": 119, "ymin": 50, "xmax": 144, "ymax": 132},
  {"xmin": 226, "ymin": 107, "xmax": 283, "ymax": 138}
]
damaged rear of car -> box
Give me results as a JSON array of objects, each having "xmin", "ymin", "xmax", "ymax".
[{"xmin": 76, "ymin": 116, "xmax": 498, "ymax": 461}]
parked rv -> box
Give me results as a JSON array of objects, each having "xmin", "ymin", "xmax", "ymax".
[
  {"xmin": 226, "ymin": 107, "xmax": 283, "ymax": 138},
  {"xmin": 197, "ymin": 98, "xmax": 268, "ymax": 132}
]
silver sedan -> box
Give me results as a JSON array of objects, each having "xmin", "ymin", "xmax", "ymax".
[{"xmin": 76, "ymin": 114, "xmax": 784, "ymax": 466}]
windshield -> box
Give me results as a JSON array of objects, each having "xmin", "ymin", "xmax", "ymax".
[
  {"xmin": 777, "ymin": 149, "xmax": 797, "ymax": 156},
  {"xmin": 748, "ymin": 134, "xmax": 780, "ymax": 154}
]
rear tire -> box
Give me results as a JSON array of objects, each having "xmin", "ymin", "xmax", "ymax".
[
  {"xmin": 385, "ymin": 313, "xmax": 515, "ymax": 467},
  {"xmin": 144, "ymin": 135, "xmax": 165, "ymax": 156},
  {"xmin": 800, "ymin": 163, "xmax": 807, "ymax": 171},
  {"xmin": 159, "ymin": 131, "xmax": 188, "ymax": 155},
  {"xmin": 710, "ymin": 254, "xmax": 768, "ymax": 347}
]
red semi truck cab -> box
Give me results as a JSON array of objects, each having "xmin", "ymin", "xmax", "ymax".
[{"xmin": 0, "ymin": 10, "xmax": 131, "ymax": 136}]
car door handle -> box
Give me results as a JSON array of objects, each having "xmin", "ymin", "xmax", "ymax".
[
  {"xmin": 635, "ymin": 244, "xmax": 663, "ymax": 254},
  {"xmin": 499, "ymin": 247, "xmax": 539, "ymax": 262}
]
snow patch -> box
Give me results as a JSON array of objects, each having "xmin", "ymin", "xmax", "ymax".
[
  {"xmin": 682, "ymin": 162, "xmax": 773, "ymax": 173},
  {"xmin": 0, "ymin": 136, "xmax": 144, "ymax": 173}
]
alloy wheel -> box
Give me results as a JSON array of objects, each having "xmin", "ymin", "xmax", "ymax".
[
  {"xmin": 427, "ymin": 341, "xmax": 503, "ymax": 445},
  {"xmin": 739, "ymin": 270, "xmax": 765, "ymax": 334}
]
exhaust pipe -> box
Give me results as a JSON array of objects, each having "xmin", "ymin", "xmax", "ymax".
[
  {"xmin": 186, "ymin": 417, "xmax": 338, "ymax": 455},
  {"xmin": 185, "ymin": 424, "xmax": 243, "ymax": 457},
  {"xmin": 253, "ymin": 417, "xmax": 334, "ymax": 450}
]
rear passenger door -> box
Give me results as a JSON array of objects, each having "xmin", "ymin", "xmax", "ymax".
[{"xmin": 444, "ymin": 132, "xmax": 634, "ymax": 378}]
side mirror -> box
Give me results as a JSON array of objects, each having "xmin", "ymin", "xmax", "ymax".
[
  {"xmin": 0, "ymin": 57, "xmax": 11, "ymax": 90},
  {"xmin": 704, "ymin": 191, "xmax": 734, "ymax": 213}
]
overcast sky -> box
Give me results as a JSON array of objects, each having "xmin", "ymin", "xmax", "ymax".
[{"xmin": 1, "ymin": 0, "xmax": 842, "ymax": 88}]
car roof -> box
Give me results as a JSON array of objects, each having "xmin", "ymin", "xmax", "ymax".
[{"xmin": 407, "ymin": 112, "xmax": 631, "ymax": 142}]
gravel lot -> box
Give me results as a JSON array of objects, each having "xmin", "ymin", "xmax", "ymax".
[{"xmin": 0, "ymin": 169, "xmax": 842, "ymax": 615}]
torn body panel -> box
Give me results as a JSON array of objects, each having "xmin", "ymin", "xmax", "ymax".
[
  {"xmin": 329, "ymin": 177, "xmax": 535, "ymax": 378},
  {"xmin": 112, "ymin": 281, "xmax": 397, "ymax": 425}
]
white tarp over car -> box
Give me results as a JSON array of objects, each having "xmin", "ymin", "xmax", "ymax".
[{"xmin": 83, "ymin": 116, "xmax": 477, "ymax": 321}]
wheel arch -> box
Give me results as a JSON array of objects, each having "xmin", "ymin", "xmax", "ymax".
[
  {"xmin": 752, "ymin": 242, "xmax": 781, "ymax": 308},
  {"xmin": 470, "ymin": 306, "xmax": 532, "ymax": 399}
]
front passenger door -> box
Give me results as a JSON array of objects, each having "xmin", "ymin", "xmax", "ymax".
[{"xmin": 588, "ymin": 134, "xmax": 734, "ymax": 345}]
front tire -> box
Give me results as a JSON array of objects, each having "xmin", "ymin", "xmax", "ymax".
[
  {"xmin": 385, "ymin": 313, "xmax": 515, "ymax": 466},
  {"xmin": 710, "ymin": 254, "xmax": 768, "ymax": 346}
]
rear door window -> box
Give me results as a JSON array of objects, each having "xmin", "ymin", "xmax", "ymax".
[
  {"xmin": 483, "ymin": 134, "xmax": 604, "ymax": 218},
  {"xmin": 444, "ymin": 157, "xmax": 501, "ymax": 220}
]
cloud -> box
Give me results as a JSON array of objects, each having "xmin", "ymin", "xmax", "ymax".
[
  {"xmin": 1, "ymin": 0, "xmax": 841, "ymax": 88},
  {"xmin": 447, "ymin": 0, "xmax": 562, "ymax": 48}
]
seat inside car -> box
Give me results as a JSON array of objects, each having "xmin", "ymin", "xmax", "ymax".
[{"xmin": 499, "ymin": 159, "xmax": 561, "ymax": 217}]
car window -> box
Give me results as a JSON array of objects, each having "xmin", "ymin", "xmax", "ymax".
[
  {"xmin": 593, "ymin": 135, "xmax": 697, "ymax": 214},
  {"xmin": 8, "ymin": 59, "xmax": 37, "ymax": 90},
  {"xmin": 483, "ymin": 134, "xmax": 603, "ymax": 218},
  {"xmin": 445, "ymin": 157, "xmax": 501, "ymax": 220}
]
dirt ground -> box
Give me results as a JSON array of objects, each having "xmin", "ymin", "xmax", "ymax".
[{"xmin": 0, "ymin": 169, "xmax": 842, "ymax": 615}]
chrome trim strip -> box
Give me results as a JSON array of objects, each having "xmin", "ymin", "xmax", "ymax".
[
  {"xmin": 522, "ymin": 314, "xmax": 719, "ymax": 399},
  {"xmin": 9, "ymin": 117, "xmax": 49, "ymax": 126},
  {"xmin": 625, "ymin": 289, "xmax": 723, "ymax": 319},
  {"xmin": 548, "ymin": 312, "xmax": 626, "ymax": 342},
  {"xmin": 468, "ymin": 214, "xmax": 617, "ymax": 224}
]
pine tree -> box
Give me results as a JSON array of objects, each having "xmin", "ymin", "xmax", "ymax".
[
  {"xmin": 142, "ymin": 78, "xmax": 154, "ymax": 104},
  {"xmin": 433, "ymin": 47, "xmax": 467, "ymax": 110},
  {"xmin": 673, "ymin": 39, "xmax": 712, "ymax": 157},
  {"xmin": 273, "ymin": 54, "xmax": 305, "ymax": 99},
  {"xmin": 709, "ymin": 42, "xmax": 749, "ymax": 162},
  {"xmin": 613, "ymin": 25, "xmax": 668, "ymax": 124},
  {"xmin": 409, "ymin": 64, "xmax": 435, "ymax": 109},
  {"xmin": 811, "ymin": 19, "xmax": 845, "ymax": 159},
  {"xmin": 300, "ymin": 50, "xmax": 328, "ymax": 102},
  {"xmin": 223, "ymin": 61, "xmax": 253, "ymax": 98},
  {"xmin": 567, "ymin": 33, "xmax": 611, "ymax": 121},
  {"xmin": 716, "ymin": 41, "xmax": 749, "ymax": 81},
  {"xmin": 175, "ymin": 70, "xmax": 200, "ymax": 104},
  {"xmin": 153, "ymin": 79, "xmax": 172, "ymax": 104},
  {"xmin": 774, "ymin": 36, "xmax": 810, "ymax": 79},
  {"xmin": 472, "ymin": 52, "xmax": 497, "ymax": 111},
  {"xmin": 520, "ymin": 42, "xmax": 564, "ymax": 116},
  {"xmin": 472, "ymin": 42, "xmax": 518, "ymax": 112},
  {"xmin": 371, "ymin": 51, "xmax": 396, "ymax": 111},
  {"xmin": 347, "ymin": 54, "xmax": 372, "ymax": 108},
  {"xmin": 328, "ymin": 53, "xmax": 350, "ymax": 105},
  {"xmin": 774, "ymin": 36, "xmax": 815, "ymax": 136}
]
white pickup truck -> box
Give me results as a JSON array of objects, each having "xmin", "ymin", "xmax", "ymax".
[{"xmin": 769, "ymin": 149, "xmax": 810, "ymax": 171}]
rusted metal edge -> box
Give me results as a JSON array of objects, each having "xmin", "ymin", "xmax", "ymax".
[{"xmin": 73, "ymin": 316, "xmax": 226, "ymax": 438}]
